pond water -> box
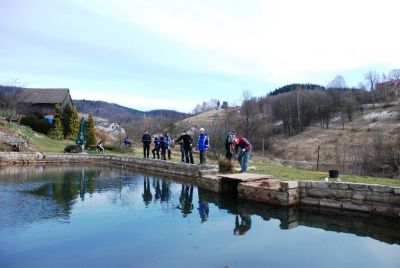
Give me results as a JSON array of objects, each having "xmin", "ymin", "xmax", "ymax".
[{"xmin": 1, "ymin": 165, "xmax": 400, "ymax": 268}]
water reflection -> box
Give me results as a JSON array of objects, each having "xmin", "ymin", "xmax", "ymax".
[
  {"xmin": 176, "ymin": 185, "xmax": 194, "ymax": 217},
  {"xmin": 142, "ymin": 176, "xmax": 152, "ymax": 205},
  {"xmin": 234, "ymin": 215, "xmax": 252, "ymax": 236},
  {"xmin": 0, "ymin": 165, "xmax": 400, "ymax": 245}
]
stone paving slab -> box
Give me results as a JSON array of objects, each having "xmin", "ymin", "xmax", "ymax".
[{"xmin": 219, "ymin": 173, "xmax": 273, "ymax": 182}]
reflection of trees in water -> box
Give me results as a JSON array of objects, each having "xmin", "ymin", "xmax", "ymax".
[{"xmin": 176, "ymin": 185, "xmax": 194, "ymax": 217}]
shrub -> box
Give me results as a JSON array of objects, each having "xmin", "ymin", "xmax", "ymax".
[
  {"xmin": 20, "ymin": 113, "xmax": 51, "ymax": 134},
  {"xmin": 64, "ymin": 144, "xmax": 78, "ymax": 153},
  {"xmin": 218, "ymin": 157, "xmax": 234, "ymax": 173}
]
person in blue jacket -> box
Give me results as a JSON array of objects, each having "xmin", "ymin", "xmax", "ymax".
[
  {"xmin": 152, "ymin": 134, "xmax": 161, "ymax": 159},
  {"xmin": 196, "ymin": 128, "xmax": 209, "ymax": 164},
  {"xmin": 160, "ymin": 133, "xmax": 169, "ymax": 160}
]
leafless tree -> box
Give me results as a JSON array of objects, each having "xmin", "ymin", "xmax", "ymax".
[
  {"xmin": 327, "ymin": 75, "xmax": 347, "ymax": 89},
  {"xmin": 364, "ymin": 71, "xmax": 380, "ymax": 109},
  {"xmin": 389, "ymin": 69, "xmax": 400, "ymax": 80}
]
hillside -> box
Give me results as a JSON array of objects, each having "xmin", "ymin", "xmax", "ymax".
[
  {"xmin": 74, "ymin": 99, "xmax": 188, "ymax": 121},
  {"xmin": 270, "ymin": 106, "xmax": 400, "ymax": 171},
  {"xmin": 179, "ymin": 108, "xmax": 233, "ymax": 127}
]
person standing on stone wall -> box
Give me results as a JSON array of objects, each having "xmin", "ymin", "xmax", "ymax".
[
  {"xmin": 152, "ymin": 134, "xmax": 161, "ymax": 159},
  {"xmin": 160, "ymin": 134, "xmax": 169, "ymax": 160},
  {"xmin": 196, "ymin": 128, "xmax": 209, "ymax": 164},
  {"xmin": 141, "ymin": 130, "xmax": 152, "ymax": 158},
  {"xmin": 175, "ymin": 131, "xmax": 194, "ymax": 164}
]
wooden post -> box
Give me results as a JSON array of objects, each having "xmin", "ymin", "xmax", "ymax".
[{"xmin": 316, "ymin": 145, "xmax": 320, "ymax": 171}]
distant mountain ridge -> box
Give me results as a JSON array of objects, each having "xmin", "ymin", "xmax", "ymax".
[{"xmin": 73, "ymin": 99, "xmax": 188, "ymax": 121}]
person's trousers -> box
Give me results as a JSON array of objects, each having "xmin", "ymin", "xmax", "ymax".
[
  {"xmin": 184, "ymin": 148, "xmax": 194, "ymax": 164},
  {"xmin": 152, "ymin": 148, "xmax": 160, "ymax": 159},
  {"xmin": 239, "ymin": 149, "xmax": 251, "ymax": 172},
  {"xmin": 199, "ymin": 150, "xmax": 206, "ymax": 164},
  {"xmin": 161, "ymin": 148, "xmax": 167, "ymax": 160},
  {"xmin": 225, "ymin": 143, "xmax": 232, "ymax": 160},
  {"xmin": 143, "ymin": 145, "xmax": 150, "ymax": 158}
]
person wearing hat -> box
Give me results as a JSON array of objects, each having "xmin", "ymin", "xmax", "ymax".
[
  {"xmin": 231, "ymin": 135, "xmax": 251, "ymax": 172},
  {"xmin": 196, "ymin": 128, "xmax": 209, "ymax": 164}
]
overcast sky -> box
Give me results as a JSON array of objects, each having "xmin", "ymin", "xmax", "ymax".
[{"xmin": 1, "ymin": 0, "xmax": 399, "ymax": 112}]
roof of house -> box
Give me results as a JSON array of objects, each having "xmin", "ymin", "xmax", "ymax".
[
  {"xmin": 376, "ymin": 80, "xmax": 400, "ymax": 90},
  {"xmin": 18, "ymin": 88, "xmax": 71, "ymax": 104}
]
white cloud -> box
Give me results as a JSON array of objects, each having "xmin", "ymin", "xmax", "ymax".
[{"xmin": 74, "ymin": 0, "xmax": 400, "ymax": 84}]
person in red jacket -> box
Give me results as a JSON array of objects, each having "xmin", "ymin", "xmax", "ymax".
[{"xmin": 231, "ymin": 136, "xmax": 252, "ymax": 172}]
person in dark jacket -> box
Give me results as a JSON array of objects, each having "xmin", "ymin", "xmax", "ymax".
[
  {"xmin": 160, "ymin": 134, "xmax": 169, "ymax": 160},
  {"xmin": 232, "ymin": 136, "xmax": 252, "ymax": 172},
  {"xmin": 175, "ymin": 132, "xmax": 186, "ymax": 162},
  {"xmin": 196, "ymin": 128, "xmax": 209, "ymax": 164},
  {"xmin": 225, "ymin": 131, "xmax": 235, "ymax": 160},
  {"xmin": 152, "ymin": 134, "xmax": 161, "ymax": 159},
  {"xmin": 141, "ymin": 131, "xmax": 152, "ymax": 158},
  {"xmin": 175, "ymin": 131, "xmax": 194, "ymax": 164}
]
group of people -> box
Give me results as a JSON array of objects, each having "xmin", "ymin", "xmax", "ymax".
[
  {"xmin": 141, "ymin": 131, "xmax": 172, "ymax": 160},
  {"xmin": 141, "ymin": 128, "xmax": 251, "ymax": 172},
  {"xmin": 141, "ymin": 128, "xmax": 209, "ymax": 164}
]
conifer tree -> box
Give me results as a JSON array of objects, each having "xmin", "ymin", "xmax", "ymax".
[
  {"xmin": 49, "ymin": 104, "xmax": 63, "ymax": 139},
  {"xmin": 68, "ymin": 106, "xmax": 80, "ymax": 139},
  {"xmin": 86, "ymin": 113, "xmax": 96, "ymax": 147}
]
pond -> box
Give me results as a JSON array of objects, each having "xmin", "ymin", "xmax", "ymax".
[{"xmin": 0, "ymin": 165, "xmax": 400, "ymax": 268}]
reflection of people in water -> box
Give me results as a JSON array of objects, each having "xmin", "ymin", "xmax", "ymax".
[
  {"xmin": 234, "ymin": 214, "xmax": 252, "ymax": 236},
  {"xmin": 176, "ymin": 185, "xmax": 194, "ymax": 217},
  {"xmin": 142, "ymin": 177, "xmax": 152, "ymax": 205},
  {"xmin": 154, "ymin": 179, "xmax": 161, "ymax": 201},
  {"xmin": 160, "ymin": 180, "xmax": 170, "ymax": 202},
  {"xmin": 198, "ymin": 198, "xmax": 209, "ymax": 223}
]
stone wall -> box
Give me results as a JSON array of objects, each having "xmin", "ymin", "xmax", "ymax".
[
  {"xmin": 237, "ymin": 178, "xmax": 400, "ymax": 218},
  {"xmin": 0, "ymin": 152, "xmax": 218, "ymax": 179},
  {"xmin": 299, "ymin": 181, "xmax": 400, "ymax": 218}
]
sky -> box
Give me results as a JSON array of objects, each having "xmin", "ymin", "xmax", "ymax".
[{"xmin": 0, "ymin": 0, "xmax": 399, "ymax": 112}]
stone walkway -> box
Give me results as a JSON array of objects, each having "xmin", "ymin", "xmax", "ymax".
[{"xmin": 219, "ymin": 173, "xmax": 273, "ymax": 182}]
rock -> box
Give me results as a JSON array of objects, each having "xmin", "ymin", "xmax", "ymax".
[
  {"xmin": 320, "ymin": 199, "xmax": 342, "ymax": 209},
  {"xmin": 330, "ymin": 182, "xmax": 349, "ymax": 190},
  {"xmin": 300, "ymin": 197, "xmax": 319, "ymax": 206},
  {"xmin": 348, "ymin": 183, "xmax": 369, "ymax": 191},
  {"xmin": 342, "ymin": 202, "xmax": 371, "ymax": 212},
  {"xmin": 280, "ymin": 181, "xmax": 299, "ymax": 191},
  {"xmin": 310, "ymin": 181, "xmax": 330, "ymax": 189},
  {"xmin": 306, "ymin": 188, "xmax": 331, "ymax": 198},
  {"xmin": 369, "ymin": 185, "xmax": 393, "ymax": 193}
]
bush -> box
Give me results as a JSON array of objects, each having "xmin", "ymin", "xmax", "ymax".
[
  {"xmin": 20, "ymin": 113, "xmax": 51, "ymax": 135},
  {"xmin": 218, "ymin": 157, "xmax": 234, "ymax": 173},
  {"xmin": 64, "ymin": 144, "xmax": 78, "ymax": 153}
]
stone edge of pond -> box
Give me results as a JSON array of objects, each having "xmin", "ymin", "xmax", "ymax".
[{"xmin": 1, "ymin": 152, "xmax": 399, "ymax": 219}]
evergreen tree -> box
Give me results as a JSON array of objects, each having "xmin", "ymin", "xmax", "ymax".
[
  {"xmin": 86, "ymin": 113, "xmax": 96, "ymax": 147},
  {"xmin": 49, "ymin": 104, "xmax": 64, "ymax": 139},
  {"xmin": 68, "ymin": 106, "xmax": 80, "ymax": 139},
  {"xmin": 62, "ymin": 105, "xmax": 72, "ymax": 139}
]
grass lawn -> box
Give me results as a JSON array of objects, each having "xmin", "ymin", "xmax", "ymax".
[{"xmin": 3, "ymin": 122, "xmax": 73, "ymax": 153}]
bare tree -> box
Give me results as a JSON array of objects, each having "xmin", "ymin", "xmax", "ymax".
[
  {"xmin": 389, "ymin": 69, "xmax": 400, "ymax": 80},
  {"xmin": 364, "ymin": 71, "xmax": 380, "ymax": 109},
  {"xmin": 327, "ymin": 75, "xmax": 347, "ymax": 89}
]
